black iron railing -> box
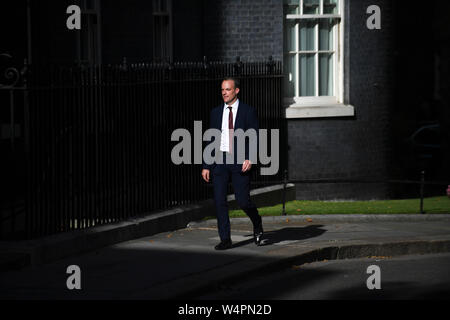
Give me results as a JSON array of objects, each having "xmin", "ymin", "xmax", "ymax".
[{"xmin": 0, "ymin": 56, "xmax": 286, "ymax": 239}]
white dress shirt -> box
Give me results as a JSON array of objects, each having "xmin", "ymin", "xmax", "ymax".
[{"xmin": 220, "ymin": 99, "xmax": 239, "ymax": 152}]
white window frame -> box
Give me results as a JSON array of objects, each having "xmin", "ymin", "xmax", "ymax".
[{"xmin": 284, "ymin": 0, "xmax": 354, "ymax": 118}]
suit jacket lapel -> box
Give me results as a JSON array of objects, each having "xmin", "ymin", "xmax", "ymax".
[{"xmin": 234, "ymin": 102, "xmax": 245, "ymax": 130}]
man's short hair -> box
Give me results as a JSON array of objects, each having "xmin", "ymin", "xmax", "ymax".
[{"xmin": 222, "ymin": 77, "xmax": 240, "ymax": 89}]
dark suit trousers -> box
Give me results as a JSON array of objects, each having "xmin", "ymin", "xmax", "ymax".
[{"xmin": 212, "ymin": 161, "xmax": 262, "ymax": 242}]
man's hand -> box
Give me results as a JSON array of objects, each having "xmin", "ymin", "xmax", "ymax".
[
  {"xmin": 242, "ymin": 160, "xmax": 252, "ymax": 173},
  {"xmin": 202, "ymin": 169, "xmax": 210, "ymax": 183}
]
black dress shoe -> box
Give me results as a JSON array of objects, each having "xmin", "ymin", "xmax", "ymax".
[
  {"xmin": 215, "ymin": 239, "xmax": 232, "ymax": 250},
  {"xmin": 253, "ymin": 225, "xmax": 264, "ymax": 246}
]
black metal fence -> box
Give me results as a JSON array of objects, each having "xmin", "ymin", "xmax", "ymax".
[{"xmin": 0, "ymin": 56, "xmax": 286, "ymax": 240}]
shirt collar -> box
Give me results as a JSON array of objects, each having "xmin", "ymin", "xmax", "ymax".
[{"xmin": 224, "ymin": 99, "xmax": 239, "ymax": 111}]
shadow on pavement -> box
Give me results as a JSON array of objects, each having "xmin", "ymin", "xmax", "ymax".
[
  {"xmin": 232, "ymin": 224, "xmax": 327, "ymax": 248},
  {"xmin": 198, "ymin": 268, "xmax": 338, "ymax": 300},
  {"xmin": 328, "ymin": 282, "xmax": 450, "ymax": 300}
]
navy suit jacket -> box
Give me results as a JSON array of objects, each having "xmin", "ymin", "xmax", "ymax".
[{"xmin": 203, "ymin": 101, "xmax": 259, "ymax": 171}]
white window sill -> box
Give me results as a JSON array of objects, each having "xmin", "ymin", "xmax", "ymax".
[{"xmin": 285, "ymin": 103, "xmax": 355, "ymax": 119}]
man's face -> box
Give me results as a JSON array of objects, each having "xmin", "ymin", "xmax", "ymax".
[{"xmin": 221, "ymin": 80, "xmax": 240, "ymax": 105}]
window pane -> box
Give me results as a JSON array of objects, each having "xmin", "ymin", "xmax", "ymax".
[
  {"xmin": 319, "ymin": 19, "xmax": 334, "ymax": 51},
  {"xmin": 84, "ymin": 0, "xmax": 94, "ymax": 10},
  {"xmin": 284, "ymin": 21, "xmax": 297, "ymax": 52},
  {"xmin": 152, "ymin": 0, "xmax": 161, "ymax": 12},
  {"xmin": 154, "ymin": 15, "xmax": 170, "ymax": 61},
  {"xmin": 303, "ymin": 0, "xmax": 319, "ymax": 14},
  {"xmin": 284, "ymin": 0, "xmax": 300, "ymax": 14},
  {"xmin": 300, "ymin": 54, "xmax": 315, "ymax": 96},
  {"xmin": 161, "ymin": 0, "xmax": 167, "ymax": 12},
  {"xmin": 323, "ymin": 0, "xmax": 338, "ymax": 14},
  {"xmin": 319, "ymin": 53, "xmax": 334, "ymax": 96},
  {"xmin": 284, "ymin": 54, "xmax": 297, "ymax": 97},
  {"xmin": 299, "ymin": 20, "xmax": 316, "ymax": 51}
]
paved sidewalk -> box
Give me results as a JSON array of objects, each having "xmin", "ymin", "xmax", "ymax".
[{"xmin": 1, "ymin": 214, "xmax": 450, "ymax": 299}]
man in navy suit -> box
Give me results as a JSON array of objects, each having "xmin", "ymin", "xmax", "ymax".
[{"xmin": 202, "ymin": 78, "xmax": 263, "ymax": 250}]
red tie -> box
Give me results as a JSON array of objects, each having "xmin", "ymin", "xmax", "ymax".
[
  {"xmin": 228, "ymin": 106, "xmax": 234, "ymax": 129},
  {"xmin": 228, "ymin": 106, "xmax": 233, "ymax": 153}
]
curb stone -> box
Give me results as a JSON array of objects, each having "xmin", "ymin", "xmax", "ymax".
[{"xmin": 188, "ymin": 214, "xmax": 450, "ymax": 227}]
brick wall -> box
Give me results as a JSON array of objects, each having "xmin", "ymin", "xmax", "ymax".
[{"xmin": 202, "ymin": 0, "xmax": 283, "ymax": 62}]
